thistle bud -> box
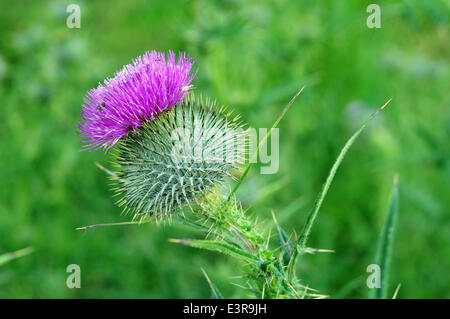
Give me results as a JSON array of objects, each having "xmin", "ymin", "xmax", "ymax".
[{"xmin": 113, "ymin": 95, "xmax": 245, "ymax": 219}]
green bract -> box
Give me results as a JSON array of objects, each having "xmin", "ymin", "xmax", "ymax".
[{"xmin": 112, "ymin": 95, "xmax": 245, "ymax": 220}]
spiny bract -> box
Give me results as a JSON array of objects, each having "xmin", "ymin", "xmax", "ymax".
[{"xmin": 112, "ymin": 95, "xmax": 246, "ymax": 220}]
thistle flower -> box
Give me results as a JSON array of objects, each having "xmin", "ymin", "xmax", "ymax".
[
  {"xmin": 79, "ymin": 50, "xmax": 197, "ymax": 150},
  {"xmin": 113, "ymin": 95, "xmax": 245, "ymax": 220}
]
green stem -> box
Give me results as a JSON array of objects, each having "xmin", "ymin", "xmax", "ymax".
[{"xmin": 298, "ymin": 99, "xmax": 391, "ymax": 249}]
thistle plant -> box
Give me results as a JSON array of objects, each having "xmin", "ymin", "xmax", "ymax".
[{"xmin": 78, "ymin": 50, "xmax": 393, "ymax": 298}]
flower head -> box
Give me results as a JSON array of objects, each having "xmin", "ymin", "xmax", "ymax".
[
  {"xmin": 79, "ymin": 50, "xmax": 197, "ymax": 150},
  {"xmin": 113, "ymin": 95, "xmax": 245, "ymax": 219}
]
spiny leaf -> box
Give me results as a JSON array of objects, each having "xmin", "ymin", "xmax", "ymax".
[
  {"xmin": 201, "ymin": 268, "xmax": 224, "ymax": 299},
  {"xmin": 369, "ymin": 174, "xmax": 399, "ymax": 299},
  {"xmin": 0, "ymin": 247, "xmax": 34, "ymax": 266},
  {"xmin": 271, "ymin": 211, "xmax": 294, "ymax": 265},
  {"xmin": 298, "ymin": 99, "xmax": 392, "ymax": 250},
  {"xmin": 228, "ymin": 87, "xmax": 304, "ymax": 200},
  {"xmin": 169, "ymin": 238, "xmax": 258, "ymax": 264},
  {"xmin": 287, "ymin": 243, "xmax": 299, "ymax": 282}
]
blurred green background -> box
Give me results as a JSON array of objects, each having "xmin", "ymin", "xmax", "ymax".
[{"xmin": 0, "ymin": 0, "xmax": 448, "ymax": 298}]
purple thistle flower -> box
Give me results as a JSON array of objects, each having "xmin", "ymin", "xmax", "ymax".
[{"xmin": 79, "ymin": 50, "xmax": 197, "ymax": 150}]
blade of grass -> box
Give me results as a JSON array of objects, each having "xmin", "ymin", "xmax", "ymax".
[
  {"xmin": 392, "ymin": 283, "xmax": 401, "ymax": 299},
  {"xmin": 227, "ymin": 87, "xmax": 305, "ymax": 200},
  {"xmin": 369, "ymin": 174, "xmax": 399, "ymax": 299},
  {"xmin": 0, "ymin": 247, "xmax": 34, "ymax": 266},
  {"xmin": 201, "ymin": 268, "xmax": 224, "ymax": 299},
  {"xmin": 76, "ymin": 220, "xmax": 151, "ymax": 230},
  {"xmin": 298, "ymin": 98, "xmax": 392, "ymax": 249}
]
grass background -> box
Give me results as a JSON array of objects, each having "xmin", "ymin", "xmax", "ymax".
[{"xmin": 0, "ymin": 0, "xmax": 448, "ymax": 298}]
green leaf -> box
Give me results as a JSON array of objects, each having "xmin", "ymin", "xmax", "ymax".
[
  {"xmin": 169, "ymin": 238, "xmax": 259, "ymax": 264},
  {"xmin": 369, "ymin": 175, "xmax": 399, "ymax": 299},
  {"xmin": 271, "ymin": 211, "xmax": 294, "ymax": 265},
  {"xmin": 287, "ymin": 244, "xmax": 299, "ymax": 282},
  {"xmin": 201, "ymin": 268, "xmax": 224, "ymax": 299},
  {"xmin": 298, "ymin": 99, "xmax": 392, "ymax": 250},
  {"xmin": 228, "ymin": 87, "xmax": 305, "ymax": 200},
  {"xmin": 0, "ymin": 247, "xmax": 34, "ymax": 266}
]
